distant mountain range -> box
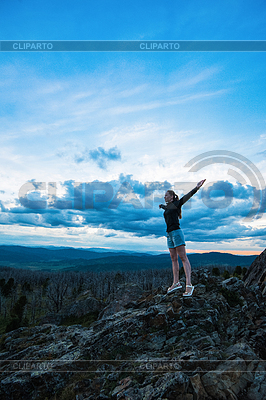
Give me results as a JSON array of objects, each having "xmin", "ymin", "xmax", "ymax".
[{"xmin": 0, "ymin": 245, "xmax": 257, "ymax": 272}]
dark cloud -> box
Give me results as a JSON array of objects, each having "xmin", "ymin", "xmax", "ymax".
[
  {"xmin": 0, "ymin": 200, "xmax": 6, "ymax": 212},
  {"xmin": 18, "ymin": 180, "xmax": 47, "ymax": 210},
  {"xmin": 2, "ymin": 179, "xmax": 266, "ymax": 244}
]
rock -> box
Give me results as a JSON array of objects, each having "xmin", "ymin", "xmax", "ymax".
[
  {"xmin": 38, "ymin": 294, "xmax": 103, "ymax": 325},
  {"xmin": 115, "ymin": 386, "xmax": 142, "ymax": 400},
  {"xmin": 211, "ymin": 331, "xmax": 221, "ymax": 345},
  {"xmin": 222, "ymin": 276, "xmax": 246, "ymax": 297},
  {"xmin": 38, "ymin": 313, "xmax": 63, "ymax": 325},
  {"xmin": 244, "ymin": 249, "xmax": 266, "ymax": 293},
  {"xmin": 111, "ymin": 376, "xmax": 132, "ymax": 397},
  {"xmin": 98, "ymin": 283, "xmax": 143, "ymax": 319},
  {"xmin": 62, "ymin": 296, "xmax": 103, "ymax": 317},
  {"xmin": 192, "ymin": 335, "xmax": 215, "ymax": 350},
  {"xmin": 150, "ymin": 312, "xmax": 167, "ymax": 328},
  {"xmin": 139, "ymin": 372, "xmax": 189, "ymax": 399},
  {"xmin": 149, "ymin": 334, "xmax": 166, "ymax": 350},
  {"xmin": 201, "ymin": 357, "xmax": 253, "ymax": 399},
  {"xmin": 194, "ymin": 284, "xmax": 206, "ymax": 295},
  {"xmin": 142, "ymin": 305, "xmax": 168, "ymax": 328},
  {"xmin": 166, "ymin": 335, "xmax": 179, "ymax": 345},
  {"xmin": 97, "ymin": 300, "xmax": 125, "ymax": 319},
  {"xmin": 190, "ymin": 373, "xmax": 209, "ymax": 400},
  {"xmin": 176, "ymin": 394, "xmax": 194, "ymax": 400},
  {"xmin": 246, "ymin": 364, "xmax": 266, "ymax": 400},
  {"xmin": 106, "ymin": 283, "xmax": 143, "ymax": 306},
  {"xmin": 166, "ymin": 305, "xmax": 180, "ymax": 320},
  {"xmin": 250, "ymin": 329, "xmax": 266, "ymax": 360},
  {"xmin": 224, "ymin": 342, "xmax": 259, "ymax": 361},
  {"xmin": 222, "ymin": 276, "xmax": 243, "ymax": 287},
  {"xmin": 1, "ymin": 268, "xmax": 266, "ymax": 400}
]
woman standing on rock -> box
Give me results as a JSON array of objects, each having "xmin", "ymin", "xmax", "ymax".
[{"xmin": 159, "ymin": 180, "xmax": 206, "ymax": 296}]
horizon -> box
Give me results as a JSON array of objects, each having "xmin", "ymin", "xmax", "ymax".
[
  {"xmin": 0, "ymin": 1, "xmax": 266, "ymax": 254},
  {"xmin": 0, "ymin": 243, "xmax": 261, "ymax": 256}
]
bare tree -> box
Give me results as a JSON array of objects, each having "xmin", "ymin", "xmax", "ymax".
[
  {"xmin": 30, "ymin": 292, "xmax": 37, "ymax": 324},
  {"xmin": 46, "ymin": 273, "xmax": 69, "ymax": 313}
]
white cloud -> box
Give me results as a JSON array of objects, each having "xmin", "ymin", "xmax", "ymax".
[{"xmin": 0, "ymin": 57, "xmax": 265, "ymax": 252}]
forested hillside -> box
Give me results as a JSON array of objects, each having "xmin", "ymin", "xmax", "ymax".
[{"xmin": 0, "ymin": 263, "xmax": 246, "ymax": 334}]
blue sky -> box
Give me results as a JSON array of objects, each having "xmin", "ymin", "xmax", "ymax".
[{"xmin": 0, "ymin": 0, "xmax": 266, "ymax": 254}]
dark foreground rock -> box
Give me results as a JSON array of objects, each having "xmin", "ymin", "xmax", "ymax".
[
  {"xmin": 244, "ymin": 248, "xmax": 266, "ymax": 295},
  {"xmin": 0, "ymin": 269, "xmax": 266, "ymax": 400}
]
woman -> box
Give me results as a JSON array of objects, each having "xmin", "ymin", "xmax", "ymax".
[{"xmin": 159, "ymin": 179, "xmax": 206, "ymax": 296}]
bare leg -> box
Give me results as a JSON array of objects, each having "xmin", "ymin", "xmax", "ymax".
[
  {"xmin": 176, "ymin": 245, "xmax": 193, "ymax": 294},
  {"xmin": 168, "ymin": 248, "xmax": 180, "ymax": 290}
]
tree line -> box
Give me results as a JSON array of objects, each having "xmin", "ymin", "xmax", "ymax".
[{"xmin": 0, "ymin": 263, "xmax": 244, "ymax": 334}]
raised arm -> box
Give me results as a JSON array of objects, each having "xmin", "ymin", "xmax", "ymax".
[
  {"xmin": 159, "ymin": 180, "xmax": 206, "ymax": 209},
  {"xmin": 178, "ymin": 179, "xmax": 206, "ymax": 206},
  {"xmin": 179, "ymin": 187, "xmax": 197, "ymax": 206}
]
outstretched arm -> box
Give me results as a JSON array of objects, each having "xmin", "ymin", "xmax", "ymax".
[
  {"xmin": 179, "ymin": 179, "xmax": 206, "ymax": 206},
  {"xmin": 159, "ymin": 180, "xmax": 206, "ymax": 209}
]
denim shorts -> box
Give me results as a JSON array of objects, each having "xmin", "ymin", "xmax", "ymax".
[{"xmin": 167, "ymin": 229, "xmax": 186, "ymax": 249}]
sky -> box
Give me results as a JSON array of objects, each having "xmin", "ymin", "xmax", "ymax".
[{"xmin": 0, "ymin": 0, "xmax": 266, "ymax": 254}]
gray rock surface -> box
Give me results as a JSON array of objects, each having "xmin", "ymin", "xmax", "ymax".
[
  {"xmin": 244, "ymin": 249, "xmax": 266, "ymax": 295},
  {"xmin": 0, "ymin": 268, "xmax": 266, "ymax": 400}
]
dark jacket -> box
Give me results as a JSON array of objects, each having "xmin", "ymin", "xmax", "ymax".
[{"xmin": 161, "ymin": 187, "xmax": 198, "ymax": 232}]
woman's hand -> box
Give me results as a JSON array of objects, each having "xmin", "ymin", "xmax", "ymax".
[{"xmin": 197, "ymin": 179, "xmax": 206, "ymax": 189}]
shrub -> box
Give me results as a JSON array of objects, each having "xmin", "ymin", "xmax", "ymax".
[
  {"xmin": 220, "ymin": 287, "xmax": 244, "ymax": 307},
  {"xmin": 22, "ymin": 282, "xmax": 32, "ymax": 293},
  {"xmin": 5, "ymin": 317, "xmax": 20, "ymax": 333},
  {"xmin": 11, "ymin": 295, "xmax": 27, "ymax": 321},
  {"xmin": 212, "ymin": 267, "xmax": 220, "ymax": 276},
  {"xmin": 234, "ymin": 265, "xmax": 242, "ymax": 276},
  {"xmin": 223, "ymin": 270, "xmax": 230, "ymax": 279},
  {"xmin": 1, "ymin": 278, "xmax": 15, "ymax": 297},
  {"xmin": 60, "ymin": 311, "xmax": 99, "ymax": 327}
]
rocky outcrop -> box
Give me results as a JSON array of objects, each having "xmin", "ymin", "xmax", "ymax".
[
  {"xmin": 98, "ymin": 283, "xmax": 143, "ymax": 319},
  {"xmin": 244, "ymin": 249, "xmax": 266, "ymax": 295},
  {"xmin": 38, "ymin": 291, "xmax": 104, "ymax": 325},
  {"xmin": 0, "ymin": 269, "xmax": 266, "ymax": 400},
  {"xmin": 61, "ymin": 294, "xmax": 103, "ymax": 317}
]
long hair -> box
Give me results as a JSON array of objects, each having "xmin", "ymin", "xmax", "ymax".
[{"xmin": 167, "ymin": 190, "xmax": 182, "ymax": 219}]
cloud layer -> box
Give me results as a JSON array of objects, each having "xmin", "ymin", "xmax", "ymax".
[
  {"xmin": 1, "ymin": 1, "xmax": 266, "ymax": 253},
  {"xmin": 1, "ymin": 178, "xmax": 265, "ymax": 250}
]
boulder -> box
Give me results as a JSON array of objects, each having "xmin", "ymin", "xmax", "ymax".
[
  {"xmin": 201, "ymin": 357, "xmax": 253, "ymax": 399},
  {"xmin": 98, "ymin": 283, "xmax": 143, "ymax": 319},
  {"xmin": 246, "ymin": 363, "xmax": 266, "ymax": 400},
  {"xmin": 62, "ymin": 296, "xmax": 103, "ymax": 317},
  {"xmin": 190, "ymin": 373, "xmax": 209, "ymax": 400},
  {"xmin": 244, "ymin": 249, "xmax": 266, "ymax": 294}
]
